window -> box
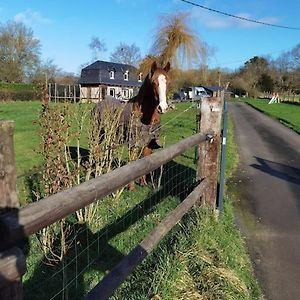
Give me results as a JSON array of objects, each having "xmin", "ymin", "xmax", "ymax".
[
  {"xmin": 109, "ymin": 88, "xmax": 115, "ymax": 97},
  {"xmin": 138, "ymin": 72, "xmax": 143, "ymax": 82},
  {"xmin": 123, "ymin": 89, "xmax": 129, "ymax": 98},
  {"xmin": 109, "ymin": 70, "xmax": 115, "ymax": 79},
  {"xmin": 124, "ymin": 70, "xmax": 129, "ymax": 81}
]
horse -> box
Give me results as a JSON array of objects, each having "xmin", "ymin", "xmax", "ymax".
[{"xmin": 94, "ymin": 60, "xmax": 171, "ymax": 190}]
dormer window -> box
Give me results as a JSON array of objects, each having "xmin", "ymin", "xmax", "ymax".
[
  {"xmin": 109, "ymin": 70, "xmax": 115, "ymax": 79},
  {"xmin": 124, "ymin": 70, "xmax": 129, "ymax": 81},
  {"xmin": 138, "ymin": 72, "xmax": 143, "ymax": 82}
]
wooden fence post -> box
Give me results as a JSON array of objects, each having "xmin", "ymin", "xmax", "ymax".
[
  {"xmin": 197, "ymin": 96, "xmax": 224, "ymax": 206},
  {"xmin": 0, "ymin": 121, "xmax": 25, "ymax": 300}
]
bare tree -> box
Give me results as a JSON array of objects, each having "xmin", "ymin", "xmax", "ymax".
[
  {"xmin": 110, "ymin": 42, "xmax": 141, "ymax": 66},
  {"xmin": 289, "ymin": 43, "xmax": 300, "ymax": 70},
  {"xmin": 0, "ymin": 21, "xmax": 41, "ymax": 82},
  {"xmin": 150, "ymin": 13, "xmax": 207, "ymax": 68},
  {"xmin": 31, "ymin": 59, "xmax": 61, "ymax": 85},
  {"xmin": 89, "ymin": 37, "xmax": 107, "ymax": 61}
]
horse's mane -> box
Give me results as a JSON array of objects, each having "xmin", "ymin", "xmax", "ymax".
[
  {"xmin": 128, "ymin": 74, "xmax": 152, "ymax": 104},
  {"xmin": 128, "ymin": 74, "xmax": 158, "ymax": 125}
]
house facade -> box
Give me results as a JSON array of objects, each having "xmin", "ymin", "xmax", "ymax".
[{"xmin": 79, "ymin": 60, "xmax": 143, "ymax": 102}]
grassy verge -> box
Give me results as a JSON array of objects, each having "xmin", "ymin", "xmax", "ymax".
[
  {"xmin": 244, "ymin": 98, "xmax": 300, "ymax": 134},
  {"xmin": 113, "ymin": 115, "xmax": 262, "ymax": 300},
  {"xmin": 0, "ymin": 101, "xmax": 262, "ymax": 299}
]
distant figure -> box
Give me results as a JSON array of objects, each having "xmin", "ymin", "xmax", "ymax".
[
  {"xmin": 179, "ymin": 90, "xmax": 186, "ymax": 101},
  {"xmin": 268, "ymin": 92, "xmax": 280, "ymax": 104}
]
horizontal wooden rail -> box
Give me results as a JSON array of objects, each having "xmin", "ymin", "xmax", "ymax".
[
  {"xmin": 84, "ymin": 178, "xmax": 208, "ymax": 300},
  {"xmin": 0, "ymin": 132, "xmax": 211, "ymax": 250}
]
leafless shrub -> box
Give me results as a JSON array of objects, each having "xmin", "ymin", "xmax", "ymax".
[
  {"xmin": 36, "ymin": 103, "xmax": 75, "ymax": 264},
  {"xmin": 35, "ymin": 100, "xmax": 145, "ymax": 262}
]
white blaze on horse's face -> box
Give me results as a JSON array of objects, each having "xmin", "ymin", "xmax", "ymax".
[{"xmin": 157, "ymin": 74, "xmax": 168, "ymax": 113}]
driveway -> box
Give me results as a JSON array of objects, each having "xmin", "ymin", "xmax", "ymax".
[{"xmin": 228, "ymin": 102, "xmax": 300, "ymax": 300}]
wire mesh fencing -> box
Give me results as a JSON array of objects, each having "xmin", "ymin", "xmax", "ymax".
[{"xmin": 22, "ymin": 146, "xmax": 198, "ymax": 300}]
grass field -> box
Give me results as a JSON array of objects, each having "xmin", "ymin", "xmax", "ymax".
[
  {"xmin": 0, "ymin": 101, "xmax": 197, "ymax": 175},
  {"xmin": 0, "ymin": 101, "xmax": 42, "ymax": 173},
  {"xmin": 244, "ymin": 98, "xmax": 300, "ymax": 134},
  {"xmin": 0, "ymin": 101, "xmax": 262, "ymax": 299}
]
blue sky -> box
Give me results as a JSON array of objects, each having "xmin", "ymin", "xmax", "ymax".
[{"xmin": 1, "ymin": 0, "xmax": 299, "ymax": 74}]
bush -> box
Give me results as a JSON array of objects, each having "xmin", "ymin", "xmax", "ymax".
[{"xmin": 0, "ymin": 83, "xmax": 40, "ymax": 102}]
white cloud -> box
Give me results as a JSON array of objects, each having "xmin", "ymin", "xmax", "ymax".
[
  {"xmin": 189, "ymin": 6, "xmax": 279, "ymax": 29},
  {"xmin": 14, "ymin": 9, "xmax": 51, "ymax": 26}
]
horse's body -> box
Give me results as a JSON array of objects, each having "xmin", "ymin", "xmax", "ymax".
[
  {"xmin": 95, "ymin": 61, "xmax": 170, "ymax": 189},
  {"xmin": 94, "ymin": 96, "xmax": 161, "ymax": 148}
]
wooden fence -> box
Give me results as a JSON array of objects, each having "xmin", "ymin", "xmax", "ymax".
[
  {"xmin": 0, "ymin": 96, "xmax": 224, "ymax": 299},
  {"xmin": 47, "ymin": 83, "xmax": 81, "ymax": 103}
]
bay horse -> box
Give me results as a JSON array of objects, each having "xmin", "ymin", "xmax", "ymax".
[{"xmin": 94, "ymin": 60, "xmax": 171, "ymax": 190}]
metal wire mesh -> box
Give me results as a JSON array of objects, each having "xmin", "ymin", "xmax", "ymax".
[
  {"xmin": 22, "ymin": 146, "xmax": 197, "ymax": 300},
  {"xmin": 9, "ymin": 100, "xmax": 199, "ymax": 299}
]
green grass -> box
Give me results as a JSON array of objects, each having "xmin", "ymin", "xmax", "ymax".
[
  {"xmin": 0, "ymin": 101, "xmax": 262, "ymax": 299},
  {"xmin": 112, "ymin": 114, "xmax": 261, "ymax": 300},
  {"xmin": 0, "ymin": 101, "xmax": 42, "ymax": 174},
  {"xmin": 0, "ymin": 101, "xmax": 197, "ymax": 175},
  {"xmin": 244, "ymin": 98, "xmax": 300, "ymax": 134}
]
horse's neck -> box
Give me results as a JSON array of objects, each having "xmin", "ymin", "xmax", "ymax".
[{"xmin": 134, "ymin": 78, "xmax": 158, "ymax": 125}]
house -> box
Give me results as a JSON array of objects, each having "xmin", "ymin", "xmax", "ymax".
[
  {"xmin": 79, "ymin": 60, "xmax": 143, "ymax": 102},
  {"xmin": 202, "ymin": 86, "xmax": 232, "ymax": 98}
]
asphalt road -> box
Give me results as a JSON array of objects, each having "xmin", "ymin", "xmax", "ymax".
[{"xmin": 229, "ymin": 102, "xmax": 300, "ymax": 300}]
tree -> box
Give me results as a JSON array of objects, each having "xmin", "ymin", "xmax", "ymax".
[
  {"xmin": 110, "ymin": 42, "xmax": 141, "ymax": 66},
  {"xmin": 236, "ymin": 56, "xmax": 272, "ymax": 95},
  {"xmin": 271, "ymin": 44, "xmax": 300, "ymax": 93},
  {"xmin": 289, "ymin": 43, "xmax": 300, "ymax": 70},
  {"xmin": 258, "ymin": 73, "xmax": 275, "ymax": 92},
  {"xmin": 150, "ymin": 13, "xmax": 207, "ymax": 68},
  {"xmin": 31, "ymin": 59, "xmax": 61, "ymax": 85},
  {"xmin": 0, "ymin": 21, "xmax": 41, "ymax": 82},
  {"xmin": 243, "ymin": 56, "xmax": 269, "ymax": 76},
  {"xmin": 89, "ymin": 37, "xmax": 106, "ymax": 61}
]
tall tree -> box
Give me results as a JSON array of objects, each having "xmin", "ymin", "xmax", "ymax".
[
  {"xmin": 239, "ymin": 56, "xmax": 271, "ymax": 93},
  {"xmin": 89, "ymin": 37, "xmax": 106, "ymax": 61},
  {"xmin": 110, "ymin": 42, "xmax": 141, "ymax": 66},
  {"xmin": 0, "ymin": 21, "xmax": 41, "ymax": 82},
  {"xmin": 289, "ymin": 43, "xmax": 300, "ymax": 70},
  {"xmin": 31, "ymin": 59, "xmax": 61, "ymax": 85},
  {"xmin": 150, "ymin": 13, "xmax": 206, "ymax": 68}
]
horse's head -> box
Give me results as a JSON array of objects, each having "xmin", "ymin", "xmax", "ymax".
[{"xmin": 149, "ymin": 61, "xmax": 171, "ymax": 114}]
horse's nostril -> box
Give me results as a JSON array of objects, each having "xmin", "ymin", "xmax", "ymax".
[{"xmin": 157, "ymin": 106, "xmax": 162, "ymax": 113}]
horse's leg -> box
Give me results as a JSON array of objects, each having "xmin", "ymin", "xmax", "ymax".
[
  {"xmin": 140, "ymin": 146, "xmax": 153, "ymax": 186},
  {"xmin": 128, "ymin": 146, "xmax": 137, "ymax": 191}
]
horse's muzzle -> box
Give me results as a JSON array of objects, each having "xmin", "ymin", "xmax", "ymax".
[{"xmin": 158, "ymin": 104, "xmax": 168, "ymax": 114}]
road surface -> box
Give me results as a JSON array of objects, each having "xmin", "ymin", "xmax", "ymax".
[{"xmin": 229, "ymin": 102, "xmax": 300, "ymax": 300}]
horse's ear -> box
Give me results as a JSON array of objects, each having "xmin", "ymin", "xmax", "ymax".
[
  {"xmin": 164, "ymin": 62, "xmax": 171, "ymax": 73},
  {"xmin": 151, "ymin": 61, "xmax": 158, "ymax": 76}
]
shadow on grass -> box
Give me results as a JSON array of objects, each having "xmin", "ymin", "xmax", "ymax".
[{"xmin": 23, "ymin": 159, "xmax": 196, "ymax": 300}]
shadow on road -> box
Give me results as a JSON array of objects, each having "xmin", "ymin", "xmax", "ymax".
[{"xmin": 250, "ymin": 156, "xmax": 300, "ymax": 186}]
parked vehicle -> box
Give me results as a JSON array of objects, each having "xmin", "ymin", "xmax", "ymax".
[{"xmin": 180, "ymin": 87, "xmax": 209, "ymax": 101}]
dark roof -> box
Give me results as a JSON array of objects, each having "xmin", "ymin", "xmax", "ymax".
[
  {"xmin": 203, "ymin": 86, "xmax": 225, "ymax": 92},
  {"xmin": 79, "ymin": 60, "xmax": 142, "ymax": 87}
]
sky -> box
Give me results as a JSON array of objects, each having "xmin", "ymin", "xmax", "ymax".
[{"xmin": 0, "ymin": 0, "xmax": 299, "ymax": 75}]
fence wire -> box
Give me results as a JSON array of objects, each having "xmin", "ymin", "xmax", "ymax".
[
  {"xmin": 23, "ymin": 147, "xmax": 198, "ymax": 300},
  {"xmin": 17, "ymin": 101, "xmax": 199, "ymax": 299}
]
